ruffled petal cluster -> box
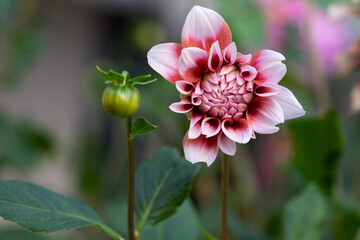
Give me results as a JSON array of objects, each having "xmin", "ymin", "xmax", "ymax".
[{"xmin": 148, "ymin": 5, "xmax": 305, "ymax": 166}]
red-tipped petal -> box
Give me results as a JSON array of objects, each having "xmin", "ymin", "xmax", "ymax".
[
  {"xmin": 188, "ymin": 110, "xmax": 205, "ymax": 139},
  {"xmin": 181, "ymin": 5, "xmax": 232, "ymax": 51},
  {"xmin": 222, "ymin": 118, "xmax": 252, "ymax": 144},
  {"xmin": 175, "ymin": 81, "xmax": 194, "ymax": 95},
  {"xmin": 250, "ymin": 50, "xmax": 286, "ymax": 84},
  {"xmin": 147, "ymin": 43, "xmax": 183, "ymax": 84},
  {"xmin": 247, "ymin": 97, "xmax": 284, "ymax": 134},
  {"xmin": 272, "ymin": 86, "xmax": 305, "ymax": 120},
  {"xmin": 208, "ymin": 41, "xmax": 223, "ymax": 72},
  {"xmin": 218, "ymin": 132, "xmax": 236, "ymax": 155},
  {"xmin": 183, "ymin": 132, "xmax": 218, "ymax": 166},
  {"xmin": 223, "ymin": 42, "xmax": 237, "ymax": 65},
  {"xmin": 202, "ymin": 117, "xmax": 221, "ymax": 137},
  {"xmin": 178, "ymin": 47, "xmax": 209, "ymax": 83},
  {"xmin": 254, "ymin": 83, "xmax": 281, "ymax": 97},
  {"xmin": 169, "ymin": 97, "xmax": 193, "ymax": 113}
]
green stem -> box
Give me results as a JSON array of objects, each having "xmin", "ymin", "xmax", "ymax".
[
  {"xmin": 221, "ymin": 153, "xmax": 229, "ymax": 240},
  {"xmin": 99, "ymin": 224, "xmax": 125, "ymax": 240},
  {"xmin": 126, "ymin": 117, "xmax": 135, "ymax": 240}
]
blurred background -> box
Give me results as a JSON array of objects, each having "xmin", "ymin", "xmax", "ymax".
[{"xmin": 0, "ymin": 0, "xmax": 359, "ymax": 239}]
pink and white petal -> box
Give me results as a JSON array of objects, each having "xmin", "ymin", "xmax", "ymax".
[
  {"xmin": 246, "ymin": 97, "xmax": 284, "ymax": 134},
  {"xmin": 240, "ymin": 65, "xmax": 257, "ymax": 81},
  {"xmin": 201, "ymin": 117, "xmax": 221, "ymax": 137},
  {"xmin": 254, "ymin": 83, "xmax": 281, "ymax": 97},
  {"xmin": 169, "ymin": 97, "xmax": 193, "ymax": 113},
  {"xmin": 208, "ymin": 41, "xmax": 223, "ymax": 72},
  {"xmin": 176, "ymin": 81, "xmax": 194, "ymax": 95},
  {"xmin": 251, "ymin": 49, "xmax": 285, "ymax": 64},
  {"xmin": 218, "ymin": 132, "xmax": 236, "ymax": 155},
  {"xmin": 192, "ymin": 96, "xmax": 202, "ymax": 106},
  {"xmin": 183, "ymin": 132, "xmax": 219, "ymax": 166},
  {"xmin": 272, "ymin": 86, "xmax": 305, "ymax": 120},
  {"xmin": 235, "ymin": 54, "xmax": 252, "ymax": 65},
  {"xmin": 223, "ymin": 42, "xmax": 237, "ymax": 65},
  {"xmin": 181, "ymin": 5, "xmax": 232, "ymax": 51},
  {"xmin": 189, "ymin": 110, "xmax": 205, "ymax": 139},
  {"xmin": 250, "ymin": 50, "xmax": 286, "ymax": 84},
  {"xmin": 222, "ymin": 118, "xmax": 252, "ymax": 144},
  {"xmin": 178, "ymin": 47, "xmax": 209, "ymax": 83},
  {"xmin": 147, "ymin": 43, "xmax": 183, "ymax": 84}
]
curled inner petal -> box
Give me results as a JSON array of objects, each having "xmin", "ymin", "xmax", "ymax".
[
  {"xmin": 222, "ymin": 118, "xmax": 252, "ymax": 144},
  {"xmin": 223, "ymin": 42, "xmax": 237, "ymax": 65},
  {"xmin": 176, "ymin": 81, "xmax": 194, "ymax": 95},
  {"xmin": 202, "ymin": 117, "xmax": 221, "ymax": 137},
  {"xmin": 189, "ymin": 110, "xmax": 205, "ymax": 139},
  {"xmin": 208, "ymin": 41, "xmax": 223, "ymax": 72},
  {"xmin": 169, "ymin": 97, "xmax": 193, "ymax": 113}
]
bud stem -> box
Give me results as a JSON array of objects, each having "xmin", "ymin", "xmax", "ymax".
[
  {"xmin": 126, "ymin": 117, "xmax": 135, "ymax": 240},
  {"xmin": 221, "ymin": 153, "xmax": 229, "ymax": 240}
]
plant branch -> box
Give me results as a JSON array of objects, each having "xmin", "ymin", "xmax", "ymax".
[
  {"xmin": 126, "ymin": 117, "xmax": 135, "ymax": 240},
  {"xmin": 221, "ymin": 153, "xmax": 229, "ymax": 240}
]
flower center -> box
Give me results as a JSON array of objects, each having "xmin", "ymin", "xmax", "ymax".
[{"xmin": 193, "ymin": 65, "xmax": 255, "ymax": 120}]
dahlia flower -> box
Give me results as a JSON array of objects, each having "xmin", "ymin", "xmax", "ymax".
[{"xmin": 147, "ymin": 5, "xmax": 305, "ymax": 166}]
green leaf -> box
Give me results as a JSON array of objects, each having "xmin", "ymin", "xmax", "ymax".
[
  {"xmin": 0, "ymin": 181, "xmax": 124, "ymax": 240},
  {"xmin": 0, "ymin": 228, "xmax": 50, "ymax": 240},
  {"xmin": 135, "ymin": 147, "xmax": 200, "ymax": 236},
  {"xmin": 332, "ymin": 207, "xmax": 360, "ymax": 240},
  {"xmin": 128, "ymin": 74, "xmax": 152, "ymax": 83},
  {"xmin": 131, "ymin": 78, "xmax": 157, "ymax": 87},
  {"xmin": 283, "ymin": 184, "xmax": 328, "ymax": 240},
  {"xmin": 288, "ymin": 110, "xmax": 343, "ymax": 193},
  {"xmin": 201, "ymin": 229, "xmax": 218, "ymax": 240},
  {"xmin": 130, "ymin": 117, "xmax": 157, "ymax": 140},
  {"xmin": 96, "ymin": 66, "xmax": 125, "ymax": 84},
  {"xmin": 108, "ymin": 70, "xmax": 125, "ymax": 82},
  {"xmin": 141, "ymin": 200, "xmax": 200, "ymax": 240},
  {"xmin": 129, "ymin": 74, "xmax": 157, "ymax": 87},
  {"xmin": 96, "ymin": 66, "xmax": 112, "ymax": 80}
]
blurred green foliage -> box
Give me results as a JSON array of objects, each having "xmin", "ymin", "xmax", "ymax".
[
  {"xmin": 283, "ymin": 184, "xmax": 328, "ymax": 240},
  {"xmin": 288, "ymin": 110, "xmax": 343, "ymax": 193},
  {"xmin": 0, "ymin": 113, "xmax": 52, "ymax": 167}
]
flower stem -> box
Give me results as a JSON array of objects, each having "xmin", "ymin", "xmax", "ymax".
[
  {"xmin": 221, "ymin": 153, "xmax": 229, "ymax": 240},
  {"xmin": 126, "ymin": 117, "xmax": 135, "ymax": 240}
]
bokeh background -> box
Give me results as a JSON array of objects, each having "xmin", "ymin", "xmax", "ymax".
[{"xmin": 0, "ymin": 0, "xmax": 359, "ymax": 239}]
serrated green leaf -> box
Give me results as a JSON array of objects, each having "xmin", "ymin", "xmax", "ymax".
[
  {"xmin": 201, "ymin": 229, "xmax": 218, "ymax": 240},
  {"xmin": 0, "ymin": 181, "xmax": 123, "ymax": 240},
  {"xmin": 288, "ymin": 110, "xmax": 343, "ymax": 193},
  {"xmin": 130, "ymin": 117, "xmax": 157, "ymax": 140},
  {"xmin": 283, "ymin": 184, "xmax": 328, "ymax": 240},
  {"xmin": 135, "ymin": 147, "xmax": 200, "ymax": 236}
]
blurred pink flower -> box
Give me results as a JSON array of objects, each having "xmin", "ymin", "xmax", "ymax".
[
  {"xmin": 147, "ymin": 6, "xmax": 305, "ymax": 166},
  {"xmin": 259, "ymin": 0, "xmax": 350, "ymax": 73}
]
